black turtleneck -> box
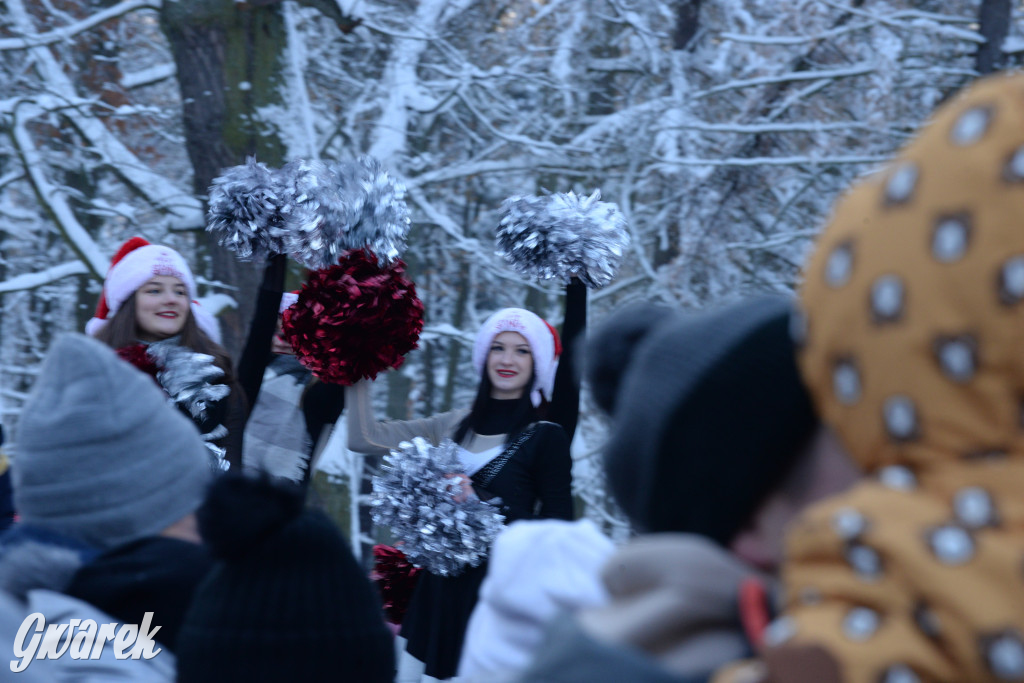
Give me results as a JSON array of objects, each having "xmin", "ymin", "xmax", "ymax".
[{"xmin": 472, "ymin": 397, "xmax": 530, "ymax": 437}]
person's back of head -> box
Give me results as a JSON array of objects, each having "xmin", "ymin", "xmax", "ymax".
[
  {"xmin": 587, "ymin": 295, "xmax": 853, "ymax": 563},
  {"xmin": 13, "ymin": 333, "xmax": 211, "ymax": 551},
  {"xmin": 175, "ymin": 474, "xmax": 395, "ymax": 682}
]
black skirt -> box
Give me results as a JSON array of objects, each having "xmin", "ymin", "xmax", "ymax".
[
  {"xmin": 400, "ymin": 561, "xmax": 488, "ymax": 679},
  {"xmin": 398, "ymin": 421, "xmax": 573, "ymax": 680}
]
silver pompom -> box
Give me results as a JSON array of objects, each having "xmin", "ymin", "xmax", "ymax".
[
  {"xmin": 345, "ymin": 156, "xmax": 411, "ymax": 265},
  {"xmin": 371, "ymin": 437, "xmax": 505, "ymax": 577},
  {"xmin": 206, "ymin": 158, "xmax": 288, "ymax": 260},
  {"xmin": 279, "ymin": 159, "xmax": 357, "ymax": 270},
  {"xmin": 281, "ymin": 156, "xmax": 410, "ymax": 269},
  {"xmin": 146, "ymin": 340, "xmax": 230, "ymax": 421},
  {"xmin": 497, "ymin": 189, "xmax": 630, "ymax": 289}
]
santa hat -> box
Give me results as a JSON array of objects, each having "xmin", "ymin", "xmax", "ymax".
[
  {"xmin": 279, "ymin": 291, "xmax": 299, "ymax": 315},
  {"xmin": 85, "ymin": 237, "xmax": 218, "ymax": 341},
  {"xmin": 472, "ymin": 308, "xmax": 560, "ymax": 407}
]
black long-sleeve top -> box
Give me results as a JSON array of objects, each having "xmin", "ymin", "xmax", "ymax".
[
  {"xmin": 235, "ymin": 255, "xmax": 345, "ymax": 445},
  {"xmin": 546, "ymin": 278, "xmax": 587, "ymax": 443},
  {"xmin": 470, "ymin": 398, "xmax": 574, "ymax": 523},
  {"xmin": 236, "ymin": 254, "xmax": 288, "ymax": 413}
]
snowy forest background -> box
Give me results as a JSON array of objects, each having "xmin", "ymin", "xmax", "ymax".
[{"xmin": 2, "ymin": 0, "xmax": 1022, "ymax": 547}]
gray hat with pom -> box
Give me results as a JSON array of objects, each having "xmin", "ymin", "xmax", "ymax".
[{"xmin": 13, "ymin": 333, "xmax": 211, "ymax": 550}]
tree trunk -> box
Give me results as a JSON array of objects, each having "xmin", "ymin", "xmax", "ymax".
[
  {"xmin": 159, "ymin": 0, "xmax": 289, "ymax": 357},
  {"xmin": 976, "ymin": 0, "xmax": 1011, "ymax": 75},
  {"xmin": 442, "ymin": 265, "xmax": 471, "ymax": 413},
  {"xmin": 674, "ymin": 0, "xmax": 703, "ymax": 50}
]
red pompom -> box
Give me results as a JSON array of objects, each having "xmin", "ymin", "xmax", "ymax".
[
  {"xmin": 370, "ymin": 544, "xmax": 421, "ymax": 625},
  {"xmin": 116, "ymin": 344, "xmax": 160, "ymax": 382},
  {"xmin": 281, "ymin": 249, "xmax": 424, "ymax": 385}
]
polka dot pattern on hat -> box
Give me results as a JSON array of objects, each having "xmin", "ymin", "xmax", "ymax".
[
  {"xmin": 843, "ymin": 607, "xmax": 880, "ymax": 642},
  {"xmin": 832, "ymin": 358, "xmax": 863, "ymax": 406},
  {"xmin": 870, "ymin": 275, "xmax": 906, "ymax": 324},
  {"xmin": 845, "ymin": 542, "xmax": 883, "ymax": 582},
  {"xmin": 950, "ymin": 106, "xmax": 992, "ymax": 146},
  {"xmin": 931, "ymin": 213, "xmax": 972, "ymax": 264},
  {"xmin": 982, "ymin": 630, "xmax": 1024, "ymax": 681},
  {"xmin": 878, "ymin": 465, "xmax": 917, "ymax": 491},
  {"xmin": 954, "ymin": 487, "xmax": 999, "ymax": 529},
  {"xmin": 1003, "ymin": 146, "xmax": 1024, "ymax": 182},
  {"xmin": 884, "ymin": 163, "xmax": 919, "ymax": 205},
  {"xmin": 765, "ymin": 73, "xmax": 1024, "ymax": 683},
  {"xmin": 825, "ymin": 241, "xmax": 855, "ymax": 288}
]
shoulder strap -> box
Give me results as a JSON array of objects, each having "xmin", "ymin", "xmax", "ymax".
[{"xmin": 471, "ymin": 422, "xmax": 541, "ymax": 490}]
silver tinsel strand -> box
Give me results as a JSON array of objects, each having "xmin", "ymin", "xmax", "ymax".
[
  {"xmin": 371, "ymin": 437, "xmax": 505, "ymax": 577},
  {"xmin": 496, "ymin": 189, "xmax": 630, "ymax": 289},
  {"xmin": 206, "ymin": 158, "xmax": 288, "ymax": 261},
  {"xmin": 201, "ymin": 425, "xmax": 230, "ymax": 472},
  {"xmin": 146, "ymin": 340, "xmax": 230, "ymax": 421}
]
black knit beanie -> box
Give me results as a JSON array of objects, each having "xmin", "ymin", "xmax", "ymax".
[
  {"xmin": 588, "ymin": 295, "xmax": 817, "ymax": 546},
  {"xmin": 175, "ymin": 474, "xmax": 395, "ymax": 682}
]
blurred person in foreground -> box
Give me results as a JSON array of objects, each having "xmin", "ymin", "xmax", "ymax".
[
  {"xmin": 175, "ymin": 473, "xmax": 395, "ymax": 682},
  {"xmin": 518, "ymin": 294, "xmax": 860, "ymax": 683},
  {"xmin": 0, "ymin": 333, "xmax": 215, "ymax": 679},
  {"xmin": 722, "ymin": 71, "xmax": 1024, "ymax": 683},
  {"xmin": 457, "ymin": 517, "xmax": 616, "ymax": 682}
]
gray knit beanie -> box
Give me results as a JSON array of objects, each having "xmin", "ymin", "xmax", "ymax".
[
  {"xmin": 14, "ymin": 333, "xmax": 212, "ymax": 550},
  {"xmin": 587, "ymin": 296, "xmax": 818, "ymax": 544}
]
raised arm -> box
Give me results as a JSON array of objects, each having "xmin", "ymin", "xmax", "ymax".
[
  {"xmin": 236, "ymin": 254, "xmax": 288, "ymax": 415},
  {"xmin": 546, "ymin": 278, "xmax": 586, "ymax": 443},
  {"xmin": 302, "ymin": 379, "xmax": 346, "ymax": 448},
  {"xmin": 345, "ymin": 379, "xmax": 466, "ymax": 455}
]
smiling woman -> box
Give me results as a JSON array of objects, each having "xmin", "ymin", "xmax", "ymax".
[
  {"xmin": 87, "ymin": 237, "xmax": 246, "ymax": 470},
  {"xmin": 135, "ymin": 275, "xmax": 190, "ymax": 341},
  {"xmin": 486, "ymin": 331, "xmax": 533, "ymax": 399},
  {"xmin": 345, "ymin": 297, "xmax": 584, "ymax": 682}
]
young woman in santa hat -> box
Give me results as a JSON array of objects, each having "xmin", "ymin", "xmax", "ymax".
[
  {"xmin": 87, "ymin": 236, "xmax": 246, "ymax": 469},
  {"xmin": 346, "ymin": 284, "xmax": 584, "ymax": 683}
]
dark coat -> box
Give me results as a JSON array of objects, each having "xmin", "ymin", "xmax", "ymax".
[{"xmin": 66, "ymin": 537, "xmax": 214, "ymax": 652}]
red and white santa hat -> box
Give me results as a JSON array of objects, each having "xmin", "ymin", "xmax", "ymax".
[
  {"xmin": 85, "ymin": 236, "xmax": 218, "ymax": 341},
  {"xmin": 279, "ymin": 291, "xmax": 299, "ymax": 314},
  {"xmin": 472, "ymin": 308, "xmax": 561, "ymax": 407}
]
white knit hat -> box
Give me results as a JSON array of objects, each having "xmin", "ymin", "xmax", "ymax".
[
  {"xmin": 85, "ymin": 236, "xmax": 218, "ymax": 341},
  {"xmin": 471, "ymin": 308, "xmax": 559, "ymax": 407},
  {"xmin": 457, "ymin": 519, "xmax": 614, "ymax": 679}
]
